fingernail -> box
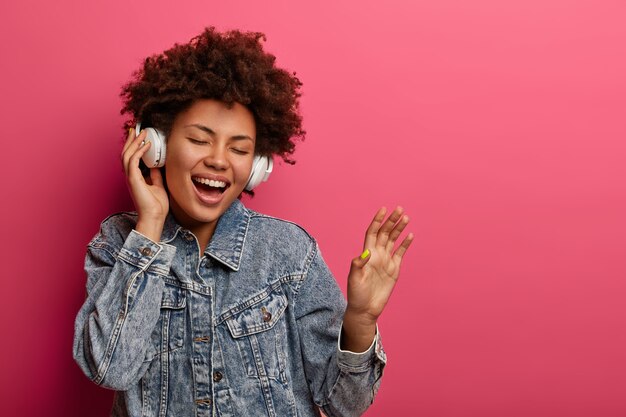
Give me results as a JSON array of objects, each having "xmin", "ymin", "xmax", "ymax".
[
  {"xmin": 129, "ymin": 127, "xmax": 133, "ymax": 135},
  {"xmin": 360, "ymin": 249, "xmax": 370, "ymax": 259}
]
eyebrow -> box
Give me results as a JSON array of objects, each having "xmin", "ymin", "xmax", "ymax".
[{"xmin": 184, "ymin": 123, "xmax": 254, "ymax": 141}]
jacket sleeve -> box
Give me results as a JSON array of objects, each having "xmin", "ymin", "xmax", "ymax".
[
  {"xmin": 73, "ymin": 223, "xmax": 177, "ymax": 390},
  {"xmin": 294, "ymin": 243, "xmax": 387, "ymax": 417}
]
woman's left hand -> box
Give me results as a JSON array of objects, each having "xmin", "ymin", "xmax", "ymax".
[{"xmin": 344, "ymin": 207, "xmax": 413, "ymax": 343}]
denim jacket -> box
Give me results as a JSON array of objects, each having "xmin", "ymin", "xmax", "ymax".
[{"xmin": 73, "ymin": 200, "xmax": 386, "ymax": 417}]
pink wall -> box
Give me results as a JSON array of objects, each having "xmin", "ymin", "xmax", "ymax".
[{"xmin": 1, "ymin": 1, "xmax": 624, "ymax": 416}]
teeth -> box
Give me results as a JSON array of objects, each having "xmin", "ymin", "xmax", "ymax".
[{"xmin": 193, "ymin": 177, "xmax": 227, "ymax": 188}]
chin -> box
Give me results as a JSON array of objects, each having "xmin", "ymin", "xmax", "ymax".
[{"xmin": 190, "ymin": 206, "xmax": 225, "ymax": 223}]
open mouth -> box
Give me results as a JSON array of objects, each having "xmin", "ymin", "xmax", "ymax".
[{"xmin": 192, "ymin": 176, "xmax": 230, "ymax": 198}]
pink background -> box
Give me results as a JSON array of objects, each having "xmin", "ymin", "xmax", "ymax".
[{"xmin": 1, "ymin": 1, "xmax": 625, "ymax": 416}]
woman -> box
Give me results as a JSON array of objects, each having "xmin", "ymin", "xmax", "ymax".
[{"xmin": 73, "ymin": 27, "xmax": 413, "ymax": 417}]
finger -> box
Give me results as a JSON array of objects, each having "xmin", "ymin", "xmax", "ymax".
[
  {"xmin": 376, "ymin": 206, "xmax": 404, "ymax": 247},
  {"xmin": 121, "ymin": 129, "xmax": 147, "ymax": 172},
  {"xmin": 122, "ymin": 126, "xmax": 145, "ymax": 157},
  {"xmin": 126, "ymin": 140, "xmax": 151, "ymax": 182},
  {"xmin": 351, "ymin": 248, "xmax": 371, "ymax": 271},
  {"xmin": 122, "ymin": 127, "xmax": 136, "ymax": 154},
  {"xmin": 386, "ymin": 214, "xmax": 410, "ymax": 252},
  {"xmin": 392, "ymin": 233, "xmax": 414, "ymax": 264},
  {"xmin": 364, "ymin": 207, "xmax": 387, "ymax": 249},
  {"xmin": 121, "ymin": 128, "xmax": 135, "ymax": 170}
]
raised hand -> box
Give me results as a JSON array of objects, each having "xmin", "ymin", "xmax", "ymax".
[
  {"xmin": 341, "ymin": 207, "xmax": 414, "ymax": 352},
  {"xmin": 121, "ymin": 127, "xmax": 169, "ymax": 242}
]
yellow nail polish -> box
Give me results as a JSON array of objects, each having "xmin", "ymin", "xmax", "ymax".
[
  {"xmin": 129, "ymin": 127, "xmax": 133, "ymax": 135},
  {"xmin": 360, "ymin": 249, "xmax": 370, "ymax": 259}
]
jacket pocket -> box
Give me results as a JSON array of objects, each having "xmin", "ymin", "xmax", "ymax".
[
  {"xmin": 145, "ymin": 282, "xmax": 187, "ymax": 361},
  {"xmin": 221, "ymin": 283, "xmax": 288, "ymax": 382}
]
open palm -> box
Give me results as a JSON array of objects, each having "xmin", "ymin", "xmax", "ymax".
[{"xmin": 347, "ymin": 207, "xmax": 414, "ymax": 322}]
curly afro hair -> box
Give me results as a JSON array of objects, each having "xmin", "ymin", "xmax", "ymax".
[{"xmin": 120, "ymin": 27, "xmax": 305, "ymax": 164}]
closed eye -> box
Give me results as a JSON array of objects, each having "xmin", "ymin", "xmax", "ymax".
[
  {"xmin": 231, "ymin": 148, "xmax": 250, "ymax": 155},
  {"xmin": 187, "ymin": 137, "xmax": 208, "ymax": 145}
]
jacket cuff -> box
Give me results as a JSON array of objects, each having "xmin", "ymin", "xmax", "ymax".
[
  {"xmin": 336, "ymin": 324, "xmax": 387, "ymax": 372},
  {"xmin": 117, "ymin": 229, "xmax": 177, "ymax": 273}
]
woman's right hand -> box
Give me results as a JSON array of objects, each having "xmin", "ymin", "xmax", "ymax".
[{"xmin": 122, "ymin": 127, "xmax": 169, "ymax": 242}]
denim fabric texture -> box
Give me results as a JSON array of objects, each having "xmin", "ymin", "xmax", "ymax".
[{"xmin": 73, "ymin": 199, "xmax": 386, "ymax": 417}]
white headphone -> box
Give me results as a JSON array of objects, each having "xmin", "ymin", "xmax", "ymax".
[{"xmin": 136, "ymin": 123, "xmax": 272, "ymax": 191}]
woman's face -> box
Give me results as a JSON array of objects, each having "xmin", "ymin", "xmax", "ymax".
[{"xmin": 165, "ymin": 99, "xmax": 256, "ymax": 236}]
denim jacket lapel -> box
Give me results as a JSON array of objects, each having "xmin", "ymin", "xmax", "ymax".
[{"xmin": 204, "ymin": 199, "xmax": 250, "ymax": 271}]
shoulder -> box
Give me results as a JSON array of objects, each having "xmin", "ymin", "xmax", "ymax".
[
  {"xmin": 88, "ymin": 211, "xmax": 138, "ymax": 252},
  {"xmin": 245, "ymin": 209, "xmax": 319, "ymax": 261},
  {"xmin": 248, "ymin": 210, "xmax": 314, "ymax": 241}
]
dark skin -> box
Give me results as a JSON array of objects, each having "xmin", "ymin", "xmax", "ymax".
[
  {"xmin": 121, "ymin": 101, "xmax": 414, "ymax": 352},
  {"xmin": 342, "ymin": 206, "xmax": 413, "ymax": 351}
]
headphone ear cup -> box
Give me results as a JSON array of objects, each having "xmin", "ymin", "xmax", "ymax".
[
  {"xmin": 246, "ymin": 155, "xmax": 273, "ymax": 191},
  {"xmin": 141, "ymin": 127, "xmax": 167, "ymax": 168}
]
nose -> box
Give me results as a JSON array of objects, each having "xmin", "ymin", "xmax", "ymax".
[{"xmin": 202, "ymin": 144, "xmax": 228, "ymax": 170}]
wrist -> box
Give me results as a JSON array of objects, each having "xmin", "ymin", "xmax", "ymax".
[
  {"xmin": 344, "ymin": 304, "xmax": 378, "ymax": 327},
  {"xmin": 135, "ymin": 217, "xmax": 165, "ymax": 243},
  {"xmin": 341, "ymin": 310, "xmax": 377, "ymax": 353}
]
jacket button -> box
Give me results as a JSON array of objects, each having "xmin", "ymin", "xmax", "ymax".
[
  {"xmin": 213, "ymin": 371, "xmax": 223, "ymax": 382},
  {"xmin": 140, "ymin": 247, "xmax": 153, "ymax": 257},
  {"xmin": 261, "ymin": 307, "xmax": 272, "ymax": 322}
]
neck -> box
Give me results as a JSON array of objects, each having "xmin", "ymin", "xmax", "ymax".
[
  {"xmin": 192, "ymin": 224, "xmax": 216, "ymax": 254},
  {"xmin": 168, "ymin": 202, "xmax": 218, "ymax": 255}
]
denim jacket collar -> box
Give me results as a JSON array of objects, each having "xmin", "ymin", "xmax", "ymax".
[{"xmin": 161, "ymin": 199, "xmax": 250, "ymax": 272}]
